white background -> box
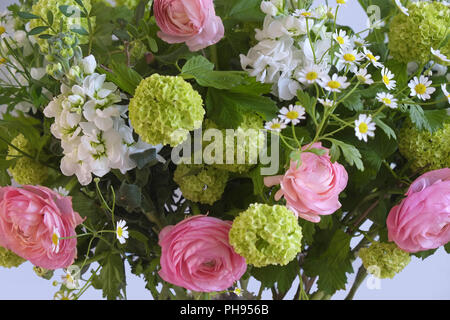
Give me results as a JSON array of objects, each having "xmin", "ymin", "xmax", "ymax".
[{"xmin": 0, "ymin": 0, "xmax": 448, "ymax": 300}]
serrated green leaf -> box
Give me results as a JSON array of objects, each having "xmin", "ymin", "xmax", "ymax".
[
  {"xmin": 116, "ymin": 182, "xmax": 142, "ymax": 212},
  {"xmin": 99, "ymin": 253, "xmax": 126, "ymax": 300},
  {"xmin": 373, "ymin": 117, "xmax": 396, "ymax": 140},
  {"xmin": 342, "ymin": 92, "xmax": 363, "ymax": 111},
  {"xmin": 252, "ymin": 260, "xmax": 299, "ymax": 292},
  {"xmin": 181, "ymin": 55, "xmax": 214, "ymax": 75},
  {"xmin": 327, "ymin": 138, "xmax": 364, "ymax": 171}
]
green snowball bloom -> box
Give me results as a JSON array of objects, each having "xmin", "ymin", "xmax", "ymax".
[
  {"xmin": 173, "ymin": 164, "xmax": 229, "ymax": 205},
  {"xmin": 229, "ymin": 204, "xmax": 302, "ymax": 267},
  {"xmin": 129, "ymin": 74, "xmax": 205, "ymax": 147},
  {"xmin": 204, "ymin": 113, "xmax": 265, "ymax": 174},
  {"xmin": 359, "ymin": 242, "xmax": 411, "ymax": 279},
  {"xmin": 115, "ymin": 0, "xmax": 141, "ymax": 8},
  {"xmin": 388, "ymin": 1, "xmax": 450, "ymax": 64},
  {"xmin": 0, "ymin": 246, "xmax": 26, "ymax": 268},
  {"xmin": 398, "ymin": 121, "xmax": 450, "ymax": 172},
  {"xmin": 30, "ymin": 0, "xmax": 93, "ymax": 52},
  {"xmin": 7, "ymin": 134, "xmax": 48, "ymax": 185}
]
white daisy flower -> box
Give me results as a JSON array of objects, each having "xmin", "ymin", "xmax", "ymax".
[
  {"xmin": 116, "ymin": 220, "xmax": 129, "ymax": 244},
  {"xmin": 293, "ymin": 9, "xmax": 317, "ymax": 18},
  {"xmin": 354, "ymin": 114, "xmax": 376, "ymax": 142},
  {"xmin": 51, "ymin": 227, "xmax": 60, "ymax": 253},
  {"xmin": 318, "ymin": 98, "xmax": 334, "ymax": 108},
  {"xmin": 363, "ymin": 47, "xmax": 383, "ymax": 68},
  {"xmin": 53, "ymin": 186, "xmax": 70, "ymax": 197},
  {"xmin": 233, "ymin": 288, "xmax": 243, "ymax": 297},
  {"xmin": 442, "ymin": 84, "xmax": 450, "ymax": 104},
  {"xmin": 62, "ymin": 268, "xmax": 81, "ymax": 290},
  {"xmin": 356, "ymin": 68, "xmax": 374, "ymax": 85},
  {"xmin": 376, "ymin": 92, "xmax": 398, "ymax": 109},
  {"xmin": 381, "ymin": 67, "xmax": 396, "ymax": 90},
  {"xmin": 336, "ymin": 48, "xmax": 364, "ymax": 73},
  {"xmin": 319, "ymin": 74, "xmax": 350, "ymax": 93},
  {"xmin": 350, "ymin": 36, "xmax": 368, "ymax": 48},
  {"xmin": 265, "ymin": 119, "xmax": 287, "ymax": 132},
  {"xmin": 431, "ymin": 48, "xmax": 450, "ymax": 64},
  {"xmin": 395, "ymin": 0, "xmax": 409, "ymax": 16},
  {"xmin": 408, "ymin": 76, "xmax": 436, "ymax": 101},
  {"xmin": 279, "ymin": 104, "xmax": 306, "ymax": 125},
  {"xmin": 296, "ymin": 64, "xmax": 325, "ymax": 85},
  {"xmin": 333, "ymin": 30, "xmax": 350, "ymax": 47}
]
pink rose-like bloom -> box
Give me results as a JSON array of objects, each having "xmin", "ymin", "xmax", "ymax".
[
  {"xmin": 0, "ymin": 186, "xmax": 84, "ymax": 269},
  {"xmin": 154, "ymin": 0, "xmax": 224, "ymax": 52},
  {"xmin": 264, "ymin": 143, "xmax": 348, "ymax": 223},
  {"xmin": 387, "ymin": 168, "xmax": 450, "ymax": 253},
  {"xmin": 158, "ymin": 215, "xmax": 247, "ymax": 292}
]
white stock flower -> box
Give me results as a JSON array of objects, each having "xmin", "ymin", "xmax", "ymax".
[{"xmin": 82, "ymin": 55, "xmax": 97, "ymax": 74}]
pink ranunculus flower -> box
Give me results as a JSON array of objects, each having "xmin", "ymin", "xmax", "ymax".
[
  {"xmin": 387, "ymin": 168, "xmax": 450, "ymax": 253},
  {"xmin": 0, "ymin": 185, "xmax": 84, "ymax": 269},
  {"xmin": 158, "ymin": 215, "xmax": 247, "ymax": 292},
  {"xmin": 264, "ymin": 142, "xmax": 348, "ymax": 223},
  {"xmin": 154, "ymin": 0, "xmax": 224, "ymax": 52}
]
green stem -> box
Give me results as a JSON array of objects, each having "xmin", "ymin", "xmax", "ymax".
[{"xmin": 345, "ymin": 265, "xmax": 367, "ymax": 300}]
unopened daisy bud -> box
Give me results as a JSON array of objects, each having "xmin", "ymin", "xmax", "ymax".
[
  {"xmin": 7, "ymin": 134, "xmax": 48, "ymax": 185},
  {"xmin": 229, "ymin": 204, "xmax": 303, "ymax": 267},
  {"xmin": 359, "ymin": 242, "xmax": 411, "ymax": 279},
  {"xmin": 33, "ymin": 266, "xmax": 54, "ymax": 280},
  {"xmin": 0, "ymin": 246, "xmax": 26, "ymax": 268},
  {"xmin": 174, "ymin": 164, "xmax": 229, "ymax": 205}
]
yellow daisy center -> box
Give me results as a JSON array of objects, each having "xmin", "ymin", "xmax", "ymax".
[
  {"xmin": 337, "ymin": 0, "xmax": 346, "ymax": 4},
  {"xmin": 383, "ymin": 75, "xmax": 390, "ymax": 85},
  {"xmin": 357, "ymin": 75, "xmax": 366, "ymax": 82},
  {"xmin": 302, "ymin": 12, "xmax": 312, "ymax": 17},
  {"xmin": 0, "ymin": 57, "xmax": 6, "ymax": 65},
  {"xmin": 415, "ymin": 84, "xmax": 427, "ymax": 95},
  {"xmin": 52, "ymin": 233, "xmax": 59, "ymax": 246},
  {"xmin": 117, "ymin": 226, "xmax": 123, "ymax": 238},
  {"xmin": 367, "ymin": 53, "xmax": 376, "ymax": 61},
  {"xmin": 358, "ymin": 123, "xmax": 369, "ymax": 134},
  {"xmin": 336, "ymin": 36, "xmax": 345, "ymax": 45},
  {"xmin": 344, "ymin": 53, "xmax": 356, "ymax": 62},
  {"xmin": 271, "ymin": 123, "xmax": 281, "ymax": 130},
  {"xmin": 0, "ymin": 26, "xmax": 5, "ymax": 35},
  {"xmin": 382, "ymin": 98, "xmax": 392, "ymax": 105},
  {"xmin": 286, "ymin": 111, "xmax": 299, "ymax": 120},
  {"xmin": 328, "ymin": 80, "xmax": 341, "ymax": 89},
  {"xmin": 306, "ymin": 71, "xmax": 318, "ymax": 81}
]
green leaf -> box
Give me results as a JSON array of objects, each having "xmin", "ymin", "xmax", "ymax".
[
  {"xmin": 206, "ymin": 88, "xmax": 278, "ymax": 128},
  {"xmin": 46, "ymin": 10, "xmax": 54, "ymax": 26},
  {"xmin": 296, "ymin": 90, "xmax": 317, "ymax": 119},
  {"xmin": 303, "ymin": 229, "xmax": 353, "ymax": 295},
  {"xmin": 28, "ymin": 26, "xmax": 50, "ymax": 35},
  {"xmin": 247, "ymin": 165, "xmax": 265, "ymax": 197},
  {"xmin": 98, "ymin": 253, "xmax": 126, "ymax": 300},
  {"xmin": 373, "ymin": 117, "xmax": 396, "ymax": 140},
  {"xmin": 413, "ymin": 249, "xmax": 438, "ymax": 260},
  {"xmin": 408, "ymin": 105, "xmax": 448, "ymax": 133},
  {"xmin": 0, "ymin": 169, "xmax": 10, "ymax": 187},
  {"xmin": 70, "ymin": 26, "xmax": 89, "ymax": 36},
  {"xmin": 252, "ymin": 260, "xmax": 299, "ymax": 292},
  {"xmin": 102, "ymin": 61, "xmax": 143, "ymax": 95},
  {"xmin": 228, "ymin": 0, "xmax": 265, "ymax": 22},
  {"xmin": 17, "ymin": 11, "xmax": 40, "ymax": 19},
  {"xmin": 181, "ymin": 55, "xmax": 214, "ymax": 75},
  {"xmin": 59, "ymin": 5, "xmax": 76, "ymax": 17},
  {"xmin": 342, "ymin": 92, "xmax": 364, "ymax": 112},
  {"xmin": 445, "ymin": 243, "xmax": 450, "ymax": 254},
  {"xmin": 116, "ymin": 182, "xmax": 142, "ymax": 212},
  {"xmin": 327, "ymin": 139, "xmax": 364, "ymax": 171},
  {"xmin": 129, "ymin": 148, "xmax": 158, "ymax": 170}
]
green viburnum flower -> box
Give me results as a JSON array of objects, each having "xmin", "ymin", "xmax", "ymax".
[
  {"xmin": 129, "ymin": 74, "xmax": 205, "ymax": 147},
  {"xmin": 173, "ymin": 164, "xmax": 229, "ymax": 205},
  {"xmin": 7, "ymin": 134, "xmax": 48, "ymax": 185},
  {"xmin": 0, "ymin": 246, "xmax": 26, "ymax": 268},
  {"xmin": 115, "ymin": 0, "xmax": 141, "ymax": 8},
  {"xmin": 398, "ymin": 121, "xmax": 450, "ymax": 172},
  {"xmin": 229, "ymin": 204, "xmax": 302, "ymax": 267},
  {"xmin": 388, "ymin": 1, "xmax": 450, "ymax": 64},
  {"xmin": 205, "ymin": 113, "xmax": 265, "ymax": 174},
  {"xmin": 359, "ymin": 242, "xmax": 411, "ymax": 279},
  {"xmin": 30, "ymin": 0, "xmax": 93, "ymax": 52}
]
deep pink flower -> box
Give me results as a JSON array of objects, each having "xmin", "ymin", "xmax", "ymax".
[
  {"xmin": 387, "ymin": 168, "xmax": 450, "ymax": 253},
  {"xmin": 154, "ymin": 0, "xmax": 224, "ymax": 51},
  {"xmin": 0, "ymin": 186, "xmax": 83, "ymax": 269},
  {"xmin": 264, "ymin": 142, "xmax": 348, "ymax": 223},
  {"xmin": 158, "ymin": 215, "xmax": 247, "ymax": 292}
]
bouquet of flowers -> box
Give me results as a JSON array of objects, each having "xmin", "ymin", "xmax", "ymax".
[{"xmin": 0, "ymin": 0, "xmax": 448, "ymax": 300}]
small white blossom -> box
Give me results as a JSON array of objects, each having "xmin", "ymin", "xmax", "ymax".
[
  {"xmin": 408, "ymin": 76, "xmax": 436, "ymax": 101},
  {"xmin": 265, "ymin": 119, "xmax": 286, "ymax": 132},
  {"xmin": 356, "ymin": 68, "xmax": 374, "ymax": 85},
  {"xmin": 279, "ymin": 104, "xmax": 306, "ymax": 125},
  {"xmin": 354, "ymin": 114, "xmax": 376, "ymax": 142},
  {"xmin": 116, "ymin": 220, "xmax": 129, "ymax": 244},
  {"xmin": 381, "ymin": 67, "xmax": 396, "ymax": 90},
  {"xmin": 319, "ymin": 74, "xmax": 350, "ymax": 93},
  {"xmin": 376, "ymin": 92, "xmax": 398, "ymax": 109}
]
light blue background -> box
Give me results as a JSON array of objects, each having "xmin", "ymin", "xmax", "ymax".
[{"xmin": 0, "ymin": 0, "xmax": 448, "ymax": 300}]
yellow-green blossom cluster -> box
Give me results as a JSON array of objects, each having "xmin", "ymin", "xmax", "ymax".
[
  {"xmin": 7, "ymin": 134, "xmax": 48, "ymax": 185},
  {"xmin": 129, "ymin": 74, "xmax": 205, "ymax": 147},
  {"xmin": 30, "ymin": 0, "xmax": 93, "ymax": 52},
  {"xmin": 173, "ymin": 164, "xmax": 229, "ymax": 205},
  {"xmin": 205, "ymin": 113, "xmax": 265, "ymax": 174},
  {"xmin": 398, "ymin": 121, "xmax": 450, "ymax": 172},
  {"xmin": 388, "ymin": 1, "xmax": 450, "ymax": 64},
  {"xmin": 229, "ymin": 204, "xmax": 302, "ymax": 267},
  {"xmin": 0, "ymin": 246, "xmax": 26, "ymax": 268},
  {"xmin": 359, "ymin": 242, "xmax": 411, "ymax": 279}
]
